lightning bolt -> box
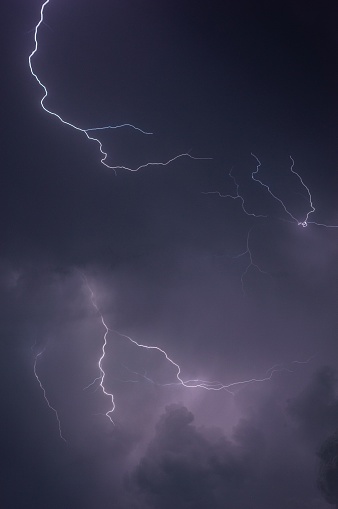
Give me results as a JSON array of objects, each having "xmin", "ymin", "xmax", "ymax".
[
  {"xmin": 82, "ymin": 275, "xmax": 311, "ymax": 419},
  {"xmin": 29, "ymin": 1, "xmax": 210, "ymax": 174},
  {"xmin": 251, "ymin": 153, "xmax": 338, "ymax": 228},
  {"xmin": 33, "ymin": 347, "xmax": 67, "ymax": 442},
  {"xmin": 203, "ymin": 155, "xmax": 337, "ymax": 291},
  {"xmin": 202, "ymin": 168, "xmax": 270, "ymax": 293},
  {"xmin": 81, "ymin": 276, "xmax": 115, "ymax": 424},
  {"xmin": 265, "ymin": 355, "xmax": 316, "ymax": 376},
  {"xmin": 202, "ymin": 166, "xmax": 267, "ymax": 219},
  {"xmin": 204, "ymin": 155, "xmax": 337, "ymax": 229},
  {"xmin": 28, "ymin": 3, "xmax": 322, "ymax": 435},
  {"xmin": 233, "ymin": 229, "xmax": 271, "ymax": 295}
]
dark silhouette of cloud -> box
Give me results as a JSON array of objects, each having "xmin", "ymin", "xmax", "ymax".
[
  {"xmin": 0, "ymin": 261, "xmax": 336, "ymax": 508},
  {"xmin": 128, "ymin": 391, "xmax": 331, "ymax": 509},
  {"xmin": 318, "ymin": 432, "xmax": 338, "ymax": 507},
  {"xmin": 287, "ymin": 367, "xmax": 338, "ymax": 446},
  {"xmin": 129, "ymin": 405, "xmax": 255, "ymax": 509},
  {"xmin": 2, "ymin": 1, "xmax": 338, "ymax": 507}
]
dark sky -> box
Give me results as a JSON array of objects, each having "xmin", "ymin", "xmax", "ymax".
[{"xmin": 2, "ymin": 1, "xmax": 338, "ymax": 508}]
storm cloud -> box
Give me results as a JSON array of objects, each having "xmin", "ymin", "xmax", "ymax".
[
  {"xmin": 128, "ymin": 368, "xmax": 338, "ymax": 509},
  {"xmin": 2, "ymin": 0, "xmax": 338, "ymax": 507}
]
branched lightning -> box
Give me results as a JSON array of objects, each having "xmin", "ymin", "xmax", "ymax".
[
  {"xmin": 81, "ymin": 276, "xmax": 115, "ymax": 424},
  {"xmin": 81, "ymin": 275, "xmax": 310, "ymax": 420},
  {"xmin": 29, "ymin": 1, "xmax": 210, "ymax": 174},
  {"xmin": 233, "ymin": 229, "xmax": 271, "ymax": 295},
  {"xmin": 202, "ymin": 167, "xmax": 267, "ymax": 218},
  {"xmin": 203, "ymin": 155, "xmax": 337, "ymax": 291},
  {"xmin": 28, "ymin": 2, "xmax": 323, "ymax": 435},
  {"xmin": 265, "ymin": 355, "xmax": 316, "ymax": 376},
  {"xmin": 204, "ymin": 155, "xmax": 337, "ymax": 229},
  {"xmin": 33, "ymin": 347, "xmax": 67, "ymax": 442},
  {"xmin": 251, "ymin": 153, "xmax": 338, "ymax": 228}
]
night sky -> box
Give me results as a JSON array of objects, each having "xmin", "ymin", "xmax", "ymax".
[{"xmin": 2, "ymin": 1, "xmax": 338, "ymax": 507}]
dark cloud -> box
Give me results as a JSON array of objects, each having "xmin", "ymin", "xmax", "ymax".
[
  {"xmin": 128, "ymin": 392, "xmax": 330, "ymax": 509},
  {"xmin": 2, "ymin": 0, "xmax": 338, "ymax": 507},
  {"xmin": 129, "ymin": 404, "xmax": 253, "ymax": 509},
  {"xmin": 318, "ymin": 432, "xmax": 338, "ymax": 507},
  {"xmin": 0, "ymin": 254, "xmax": 335, "ymax": 509},
  {"xmin": 0, "ymin": 255, "xmax": 336, "ymax": 508},
  {"xmin": 287, "ymin": 367, "xmax": 338, "ymax": 446}
]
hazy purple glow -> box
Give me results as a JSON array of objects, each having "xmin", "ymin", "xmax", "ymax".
[{"xmin": 2, "ymin": 0, "xmax": 338, "ymax": 508}]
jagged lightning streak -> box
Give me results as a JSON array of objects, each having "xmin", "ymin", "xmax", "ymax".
[
  {"xmin": 204, "ymin": 155, "xmax": 337, "ymax": 228},
  {"xmin": 203, "ymin": 155, "xmax": 337, "ymax": 290},
  {"xmin": 233, "ymin": 229, "xmax": 270, "ymax": 295},
  {"xmin": 266, "ymin": 355, "xmax": 317, "ymax": 376},
  {"xmin": 29, "ymin": 1, "xmax": 210, "ymax": 174},
  {"xmin": 202, "ymin": 169, "xmax": 269, "ymax": 293},
  {"xmin": 251, "ymin": 153, "xmax": 338, "ymax": 228},
  {"xmin": 82, "ymin": 275, "xmax": 309, "ymax": 419},
  {"xmin": 121, "ymin": 356, "xmax": 314, "ymax": 396},
  {"xmin": 81, "ymin": 277, "xmax": 116, "ymax": 424},
  {"xmin": 201, "ymin": 168, "xmax": 270, "ymax": 292},
  {"xmin": 33, "ymin": 347, "xmax": 67, "ymax": 442},
  {"xmin": 202, "ymin": 166, "xmax": 267, "ymax": 219}
]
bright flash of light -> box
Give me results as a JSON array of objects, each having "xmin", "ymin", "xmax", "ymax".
[
  {"xmin": 33, "ymin": 347, "xmax": 67, "ymax": 442},
  {"xmin": 29, "ymin": 1, "xmax": 210, "ymax": 174},
  {"xmin": 82, "ymin": 275, "xmax": 312, "ymax": 422}
]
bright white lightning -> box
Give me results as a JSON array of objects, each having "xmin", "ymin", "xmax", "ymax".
[
  {"xmin": 82, "ymin": 276, "xmax": 309, "ymax": 421},
  {"xmin": 81, "ymin": 277, "xmax": 115, "ymax": 424},
  {"xmin": 29, "ymin": 1, "xmax": 210, "ymax": 174},
  {"xmin": 33, "ymin": 348, "xmax": 67, "ymax": 442},
  {"xmin": 251, "ymin": 153, "xmax": 338, "ymax": 228},
  {"xmin": 28, "ymin": 2, "xmax": 323, "ymax": 432}
]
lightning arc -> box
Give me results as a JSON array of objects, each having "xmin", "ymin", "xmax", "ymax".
[
  {"xmin": 204, "ymin": 154, "xmax": 337, "ymax": 229},
  {"xmin": 251, "ymin": 153, "xmax": 338, "ymax": 228},
  {"xmin": 233, "ymin": 229, "xmax": 271, "ymax": 295},
  {"xmin": 28, "ymin": 2, "xmax": 319, "ymax": 437},
  {"xmin": 82, "ymin": 275, "xmax": 311, "ymax": 422},
  {"xmin": 29, "ymin": 0, "xmax": 210, "ymax": 174},
  {"xmin": 202, "ymin": 166, "xmax": 267, "ymax": 219},
  {"xmin": 81, "ymin": 277, "xmax": 116, "ymax": 424},
  {"xmin": 203, "ymin": 154, "xmax": 337, "ymax": 290},
  {"xmin": 33, "ymin": 347, "xmax": 67, "ymax": 442},
  {"xmin": 202, "ymin": 170, "xmax": 270, "ymax": 293}
]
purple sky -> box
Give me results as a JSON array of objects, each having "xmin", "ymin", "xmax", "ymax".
[{"xmin": 2, "ymin": 1, "xmax": 338, "ymax": 507}]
